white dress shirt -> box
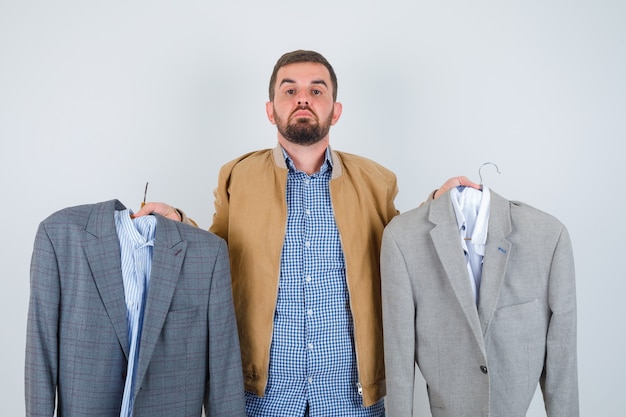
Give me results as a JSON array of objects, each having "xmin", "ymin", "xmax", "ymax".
[{"xmin": 450, "ymin": 186, "xmax": 490, "ymax": 305}]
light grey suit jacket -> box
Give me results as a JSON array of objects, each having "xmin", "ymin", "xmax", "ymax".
[
  {"xmin": 25, "ymin": 199, "xmax": 246, "ymax": 416},
  {"xmin": 381, "ymin": 190, "xmax": 578, "ymax": 417}
]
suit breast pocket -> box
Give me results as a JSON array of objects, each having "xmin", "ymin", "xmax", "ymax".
[
  {"xmin": 166, "ymin": 305, "xmax": 205, "ymax": 355},
  {"xmin": 161, "ymin": 306, "xmax": 203, "ymax": 341},
  {"xmin": 496, "ymin": 299, "xmax": 540, "ymax": 320},
  {"xmin": 491, "ymin": 299, "xmax": 548, "ymax": 345}
]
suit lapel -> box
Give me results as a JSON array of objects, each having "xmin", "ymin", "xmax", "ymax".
[
  {"xmin": 477, "ymin": 191, "xmax": 512, "ymax": 335},
  {"xmin": 134, "ymin": 215, "xmax": 187, "ymax": 394},
  {"xmin": 84, "ymin": 199, "xmax": 130, "ymax": 357},
  {"xmin": 428, "ymin": 193, "xmax": 485, "ymax": 353}
]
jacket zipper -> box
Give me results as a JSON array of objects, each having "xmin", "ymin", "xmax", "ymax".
[{"xmin": 331, "ymin": 188, "xmax": 364, "ymax": 399}]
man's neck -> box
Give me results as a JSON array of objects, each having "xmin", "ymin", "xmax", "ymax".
[{"xmin": 278, "ymin": 137, "xmax": 329, "ymax": 175}]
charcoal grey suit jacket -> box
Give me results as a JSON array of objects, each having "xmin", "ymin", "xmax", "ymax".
[
  {"xmin": 26, "ymin": 199, "xmax": 245, "ymax": 416},
  {"xmin": 381, "ymin": 190, "xmax": 578, "ymax": 417}
]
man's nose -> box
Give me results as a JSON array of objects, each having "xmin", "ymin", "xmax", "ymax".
[{"xmin": 296, "ymin": 91, "xmax": 309, "ymax": 105}]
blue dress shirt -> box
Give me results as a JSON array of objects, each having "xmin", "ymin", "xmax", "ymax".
[
  {"xmin": 114, "ymin": 209, "xmax": 156, "ymax": 417},
  {"xmin": 245, "ymin": 149, "xmax": 384, "ymax": 417}
]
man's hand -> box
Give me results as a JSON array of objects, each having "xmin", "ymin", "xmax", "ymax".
[
  {"xmin": 132, "ymin": 202, "xmax": 182, "ymax": 221},
  {"xmin": 433, "ymin": 176, "xmax": 481, "ymax": 199}
]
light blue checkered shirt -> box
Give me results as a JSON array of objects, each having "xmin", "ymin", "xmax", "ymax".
[
  {"xmin": 114, "ymin": 210, "xmax": 156, "ymax": 417},
  {"xmin": 245, "ymin": 149, "xmax": 384, "ymax": 417}
]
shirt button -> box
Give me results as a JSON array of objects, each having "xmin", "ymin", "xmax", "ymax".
[
  {"xmin": 308, "ymin": 377, "xmax": 313, "ymax": 384},
  {"xmin": 307, "ymin": 343, "xmax": 314, "ymax": 350},
  {"xmin": 305, "ymin": 275, "xmax": 312, "ymax": 283},
  {"xmin": 307, "ymin": 309, "xmax": 313, "ymax": 316},
  {"xmin": 480, "ymin": 365, "xmax": 488, "ymax": 374},
  {"xmin": 305, "ymin": 241, "xmax": 310, "ymax": 248},
  {"xmin": 305, "ymin": 209, "xmax": 311, "ymax": 215}
]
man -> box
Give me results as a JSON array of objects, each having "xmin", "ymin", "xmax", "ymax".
[
  {"xmin": 137, "ymin": 50, "xmax": 477, "ymax": 416},
  {"xmin": 26, "ymin": 200, "xmax": 245, "ymax": 416},
  {"xmin": 209, "ymin": 50, "xmax": 399, "ymax": 417}
]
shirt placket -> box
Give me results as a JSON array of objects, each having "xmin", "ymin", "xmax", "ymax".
[{"xmin": 302, "ymin": 173, "xmax": 316, "ymax": 394}]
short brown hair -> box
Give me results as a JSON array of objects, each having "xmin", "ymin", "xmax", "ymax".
[{"xmin": 268, "ymin": 50, "xmax": 338, "ymax": 102}]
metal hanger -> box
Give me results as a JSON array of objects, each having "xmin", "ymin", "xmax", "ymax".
[
  {"xmin": 130, "ymin": 182, "xmax": 149, "ymax": 218},
  {"xmin": 141, "ymin": 182, "xmax": 149, "ymax": 208},
  {"xmin": 478, "ymin": 162, "xmax": 501, "ymax": 188}
]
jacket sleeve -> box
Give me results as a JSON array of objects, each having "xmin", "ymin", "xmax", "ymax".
[
  {"xmin": 380, "ymin": 225, "xmax": 416, "ymax": 417},
  {"xmin": 386, "ymin": 174, "xmax": 400, "ymax": 222},
  {"xmin": 204, "ymin": 238, "xmax": 246, "ymax": 416},
  {"xmin": 25, "ymin": 223, "xmax": 60, "ymax": 416},
  {"xmin": 209, "ymin": 158, "xmax": 239, "ymax": 241},
  {"xmin": 541, "ymin": 225, "xmax": 579, "ymax": 416}
]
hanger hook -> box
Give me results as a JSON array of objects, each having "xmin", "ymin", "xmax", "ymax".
[
  {"xmin": 478, "ymin": 162, "xmax": 501, "ymax": 185},
  {"xmin": 141, "ymin": 181, "xmax": 149, "ymax": 208}
]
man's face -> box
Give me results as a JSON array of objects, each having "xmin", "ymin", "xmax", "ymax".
[{"xmin": 266, "ymin": 62, "xmax": 342, "ymax": 146}]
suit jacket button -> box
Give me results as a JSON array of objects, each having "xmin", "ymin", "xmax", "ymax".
[{"xmin": 480, "ymin": 365, "xmax": 488, "ymax": 374}]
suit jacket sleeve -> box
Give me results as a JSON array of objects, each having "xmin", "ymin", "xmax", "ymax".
[
  {"xmin": 25, "ymin": 222, "xmax": 60, "ymax": 416},
  {"xmin": 542, "ymin": 225, "xmax": 579, "ymax": 416},
  {"xmin": 204, "ymin": 238, "xmax": 246, "ymax": 416},
  {"xmin": 381, "ymin": 225, "xmax": 416, "ymax": 417}
]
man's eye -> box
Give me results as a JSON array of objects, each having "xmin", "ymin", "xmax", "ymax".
[
  {"xmin": 286, "ymin": 89, "xmax": 296, "ymax": 95},
  {"xmin": 312, "ymin": 89, "xmax": 321, "ymax": 95}
]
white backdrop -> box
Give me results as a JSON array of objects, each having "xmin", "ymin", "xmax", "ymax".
[{"xmin": 1, "ymin": 1, "xmax": 624, "ymax": 415}]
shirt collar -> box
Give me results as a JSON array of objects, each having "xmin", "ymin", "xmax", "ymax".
[
  {"xmin": 281, "ymin": 145, "xmax": 333, "ymax": 174},
  {"xmin": 114, "ymin": 209, "xmax": 157, "ymax": 247},
  {"xmin": 450, "ymin": 186, "xmax": 491, "ymax": 251}
]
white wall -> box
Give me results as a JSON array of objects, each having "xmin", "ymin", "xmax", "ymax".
[{"xmin": 1, "ymin": 0, "xmax": 624, "ymax": 415}]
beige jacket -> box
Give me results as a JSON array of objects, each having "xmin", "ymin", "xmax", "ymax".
[{"xmin": 209, "ymin": 145, "xmax": 398, "ymax": 406}]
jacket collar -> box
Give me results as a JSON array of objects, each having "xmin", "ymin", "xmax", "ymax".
[
  {"xmin": 272, "ymin": 143, "xmax": 344, "ymax": 179},
  {"xmin": 84, "ymin": 199, "xmax": 131, "ymax": 356}
]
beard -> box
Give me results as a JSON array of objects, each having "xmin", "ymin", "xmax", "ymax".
[{"xmin": 274, "ymin": 106, "xmax": 333, "ymax": 146}]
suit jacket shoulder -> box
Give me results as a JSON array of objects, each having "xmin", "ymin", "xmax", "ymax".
[{"xmin": 509, "ymin": 198, "xmax": 567, "ymax": 230}]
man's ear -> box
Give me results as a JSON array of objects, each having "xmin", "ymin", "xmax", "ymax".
[
  {"xmin": 266, "ymin": 101, "xmax": 276, "ymax": 125},
  {"xmin": 331, "ymin": 102, "xmax": 343, "ymax": 126}
]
